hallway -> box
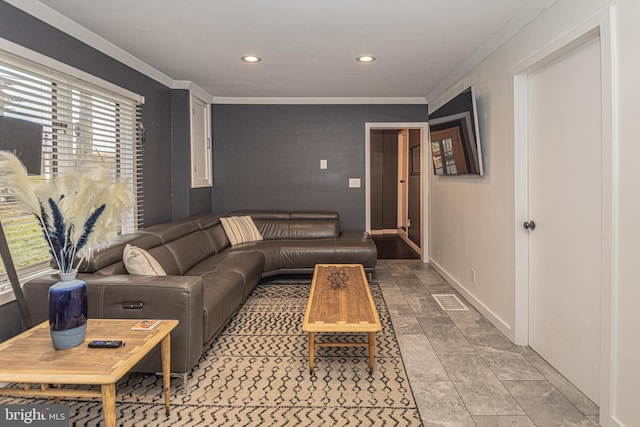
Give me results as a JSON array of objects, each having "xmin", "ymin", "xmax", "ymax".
[{"xmin": 372, "ymin": 235, "xmax": 420, "ymax": 259}]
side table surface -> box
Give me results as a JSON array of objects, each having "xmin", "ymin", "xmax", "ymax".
[{"xmin": 0, "ymin": 319, "xmax": 178, "ymax": 384}]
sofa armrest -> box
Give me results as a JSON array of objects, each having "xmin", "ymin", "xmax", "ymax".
[{"xmin": 23, "ymin": 273, "xmax": 204, "ymax": 374}]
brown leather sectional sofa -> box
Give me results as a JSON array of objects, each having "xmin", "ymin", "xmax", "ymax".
[{"xmin": 23, "ymin": 210, "xmax": 377, "ymax": 383}]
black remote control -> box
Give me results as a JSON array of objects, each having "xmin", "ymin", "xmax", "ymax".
[{"xmin": 88, "ymin": 340, "xmax": 125, "ymax": 348}]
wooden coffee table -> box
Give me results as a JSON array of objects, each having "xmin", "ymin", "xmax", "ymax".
[
  {"xmin": 0, "ymin": 319, "xmax": 178, "ymax": 427},
  {"xmin": 302, "ymin": 264, "xmax": 382, "ymax": 374}
]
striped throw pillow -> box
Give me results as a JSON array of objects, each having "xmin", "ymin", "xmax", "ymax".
[
  {"xmin": 220, "ymin": 216, "xmax": 263, "ymax": 246},
  {"xmin": 123, "ymin": 244, "xmax": 166, "ymax": 276}
]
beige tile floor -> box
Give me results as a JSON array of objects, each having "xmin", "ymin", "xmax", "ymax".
[{"xmin": 375, "ymin": 259, "xmax": 600, "ymax": 427}]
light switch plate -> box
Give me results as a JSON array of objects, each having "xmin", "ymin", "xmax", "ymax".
[
  {"xmin": 348, "ymin": 178, "xmax": 361, "ymax": 188},
  {"xmin": 320, "ymin": 159, "xmax": 327, "ymax": 169}
]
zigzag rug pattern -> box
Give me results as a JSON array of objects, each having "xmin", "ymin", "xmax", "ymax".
[{"xmin": 1, "ymin": 283, "xmax": 423, "ymax": 426}]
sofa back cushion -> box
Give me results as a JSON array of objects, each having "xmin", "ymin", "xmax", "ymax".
[
  {"xmin": 229, "ymin": 210, "xmax": 340, "ymax": 240},
  {"xmin": 140, "ymin": 220, "xmax": 200, "ymax": 244},
  {"xmin": 204, "ymin": 224, "xmax": 230, "ymax": 253},
  {"xmin": 81, "ymin": 214, "xmax": 226, "ymax": 275},
  {"xmin": 81, "ymin": 210, "xmax": 342, "ymax": 276},
  {"xmin": 147, "ymin": 246, "xmax": 181, "ymax": 275},
  {"xmin": 135, "ymin": 216, "xmax": 224, "ymax": 275},
  {"xmin": 80, "ymin": 233, "xmax": 161, "ymax": 273},
  {"xmin": 253, "ymin": 219, "xmax": 338, "ymax": 239},
  {"xmin": 287, "ymin": 219, "xmax": 338, "ymax": 239},
  {"xmin": 164, "ymin": 230, "xmax": 217, "ymax": 274}
]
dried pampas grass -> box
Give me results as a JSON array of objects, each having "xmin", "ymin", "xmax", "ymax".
[{"xmin": 0, "ymin": 150, "xmax": 134, "ymax": 273}]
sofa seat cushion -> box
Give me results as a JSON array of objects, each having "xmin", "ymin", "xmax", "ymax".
[
  {"xmin": 277, "ymin": 239, "xmax": 345, "ymax": 268},
  {"xmin": 331, "ymin": 232, "xmax": 378, "ymax": 268},
  {"xmin": 226, "ymin": 240, "xmax": 281, "ymax": 272},
  {"xmin": 199, "ymin": 271, "xmax": 245, "ymax": 343},
  {"xmin": 187, "ymin": 251, "xmax": 264, "ymax": 298}
]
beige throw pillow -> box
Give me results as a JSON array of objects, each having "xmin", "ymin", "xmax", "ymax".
[
  {"xmin": 220, "ymin": 216, "xmax": 263, "ymax": 246},
  {"xmin": 123, "ymin": 244, "xmax": 166, "ymax": 276}
]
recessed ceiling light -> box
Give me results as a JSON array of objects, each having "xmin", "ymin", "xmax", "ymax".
[
  {"xmin": 356, "ymin": 55, "xmax": 376, "ymax": 63},
  {"xmin": 241, "ymin": 55, "xmax": 262, "ymax": 63}
]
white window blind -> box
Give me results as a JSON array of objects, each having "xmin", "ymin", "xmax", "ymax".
[{"xmin": 0, "ymin": 49, "xmax": 144, "ymax": 289}]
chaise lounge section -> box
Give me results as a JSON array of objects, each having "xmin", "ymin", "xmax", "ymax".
[{"xmin": 23, "ymin": 210, "xmax": 377, "ymax": 383}]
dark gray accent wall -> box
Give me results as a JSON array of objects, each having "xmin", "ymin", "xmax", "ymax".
[
  {"xmin": 0, "ymin": 1, "xmax": 175, "ymax": 340},
  {"xmin": 212, "ymin": 104, "xmax": 427, "ymax": 231},
  {"xmin": 171, "ymin": 90, "xmax": 191, "ymax": 220},
  {"xmin": 0, "ymin": 1, "xmax": 173, "ymax": 227},
  {"xmin": 189, "ymin": 187, "xmax": 213, "ymax": 217}
]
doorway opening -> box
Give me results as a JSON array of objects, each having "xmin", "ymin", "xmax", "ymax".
[{"xmin": 365, "ymin": 122, "xmax": 429, "ymax": 261}]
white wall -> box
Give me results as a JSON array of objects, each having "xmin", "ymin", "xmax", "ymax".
[
  {"xmin": 427, "ymin": 0, "xmax": 639, "ymax": 425},
  {"xmin": 608, "ymin": 1, "xmax": 640, "ymax": 425}
]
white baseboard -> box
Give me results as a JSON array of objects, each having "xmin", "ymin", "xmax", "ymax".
[
  {"xmin": 609, "ymin": 416, "xmax": 624, "ymax": 427},
  {"xmin": 428, "ymin": 257, "xmax": 515, "ymax": 342},
  {"xmin": 398, "ymin": 233, "xmax": 422, "ymax": 255}
]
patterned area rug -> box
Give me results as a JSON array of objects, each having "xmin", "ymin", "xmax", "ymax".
[{"xmin": 1, "ymin": 283, "xmax": 422, "ymax": 426}]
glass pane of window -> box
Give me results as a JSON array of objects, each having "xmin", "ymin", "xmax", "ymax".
[{"xmin": 0, "ymin": 50, "xmax": 143, "ymax": 284}]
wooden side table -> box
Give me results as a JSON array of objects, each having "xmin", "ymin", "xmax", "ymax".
[{"xmin": 0, "ymin": 319, "xmax": 178, "ymax": 427}]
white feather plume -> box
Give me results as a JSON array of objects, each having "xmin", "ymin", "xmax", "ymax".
[
  {"xmin": 1, "ymin": 150, "xmax": 135, "ymax": 272},
  {"xmin": 0, "ymin": 151, "xmax": 42, "ymax": 218}
]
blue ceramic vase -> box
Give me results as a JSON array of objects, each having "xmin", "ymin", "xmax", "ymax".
[{"xmin": 48, "ymin": 270, "xmax": 88, "ymax": 350}]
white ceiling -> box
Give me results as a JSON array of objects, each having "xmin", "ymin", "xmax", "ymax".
[{"xmin": 17, "ymin": 0, "xmax": 554, "ymax": 100}]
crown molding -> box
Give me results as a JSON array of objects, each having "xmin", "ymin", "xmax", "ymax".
[
  {"xmin": 173, "ymin": 81, "xmax": 215, "ymax": 103},
  {"xmin": 5, "ymin": 0, "xmax": 175, "ymax": 89},
  {"xmin": 212, "ymin": 97, "xmax": 427, "ymax": 105},
  {"xmin": 426, "ymin": 0, "xmax": 560, "ymax": 103}
]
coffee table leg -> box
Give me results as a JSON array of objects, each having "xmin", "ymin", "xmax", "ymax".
[
  {"xmin": 368, "ymin": 332, "xmax": 375, "ymax": 375},
  {"xmin": 101, "ymin": 383, "xmax": 116, "ymax": 427},
  {"xmin": 308, "ymin": 332, "xmax": 315, "ymax": 374},
  {"xmin": 161, "ymin": 333, "xmax": 172, "ymax": 416}
]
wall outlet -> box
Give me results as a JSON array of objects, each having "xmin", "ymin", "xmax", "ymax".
[
  {"xmin": 320, "ymin": 159, "xmax": 327, "ymax": 169},
  {"xmin": 470, "ymin": 269, "xmax": 476, "ymax": 284}
]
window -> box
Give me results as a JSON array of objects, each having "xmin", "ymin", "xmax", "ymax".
[
  {"xmin": 190, "ymin": 93, "xmax": 212, "ymax": 188},
  {"xmin": 0, "ymin": 48, "xmax": 143, "ymax": 292}
]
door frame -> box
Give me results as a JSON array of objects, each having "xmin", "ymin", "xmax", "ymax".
[
  {"xmin": 513, "ymin": 8, "xmax": 614, "ymax": 423},
  {"xmin": 365, "ymin": 122, "xmax": 429, "ymax": 262},
  {"xmin": 397, "ymin": 129, "xmax": 409, "ymax": 237}
]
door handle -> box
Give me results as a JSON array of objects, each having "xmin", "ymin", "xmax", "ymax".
[{"xmin": 523, "ymin": 221, "xmax": 536, "ymax": 231}]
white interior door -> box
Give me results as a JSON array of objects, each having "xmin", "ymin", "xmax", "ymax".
[{"xmin": 527, "ymin": 36, "xmax": 602, "ymax": 404}]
